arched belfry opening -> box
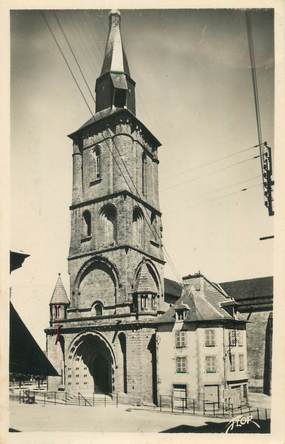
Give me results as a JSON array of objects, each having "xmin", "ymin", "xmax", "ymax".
[
  {"xmin": 75, "ymin": 257, "xmax": 119, "ymax": 309},
  {"xmin": 132, "ymin": 206, "xmax": 144, "ymax": 247},
  {"xmin": 100, "ymin": 204, "xmax": 117, "ymax": 245},
  {"xmin": 67, "ymin": 333, "xmax": 115, "ymax": 395}
]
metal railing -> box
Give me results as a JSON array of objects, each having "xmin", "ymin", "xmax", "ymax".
[
  {"xmin": 9, "ymin": 390, "xmax": 271, "ymax": 421},
  {"xmin": 158, "ymin": 395, "xmax": 270, "ymax": 420},
  {"xmin": 10, "ymin": 389, "xmax": 120, "ymax": 407}
]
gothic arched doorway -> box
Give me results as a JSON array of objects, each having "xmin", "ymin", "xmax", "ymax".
[{"xmin": 66, "ymin": 333, "xmax": 114, "ymax": 395}]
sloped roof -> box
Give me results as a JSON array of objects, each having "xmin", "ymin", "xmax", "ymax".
[
  {"xmin": 163, "ymin": 276, "xmax": 273, "ymax": 307},
  {"xmin": 10, "ymin": 303, "xmax": 58, "ymax": 376},
  {"xmin": 50, "ymin": 274, "xmax": 69, "ymax": 305},
  {"xmin": 157, "ymin": 276, "xmax": 237, "ymax": 324},
  {"xmin": 68, "ymin": 108, "xmax": 161, "ymax": 148},
  {"xmin": 220, "ymin": 276, "xmax": 273, "ymax": 301},
  {"xmin": 10, "ymin": 250, "xmax": 30, "ymax": 273},
  {"xmin": 164, "ymin": 278, "xmax": 182, "ymax": 297}
]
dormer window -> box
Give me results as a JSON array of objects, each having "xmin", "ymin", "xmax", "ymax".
[
  {"xmin": 177, "ymin": 310, "xmax": 185, "ymax": 321},
  {"xmin": 175, "ymin": 305, "xmax": 189, "ymax": 322}
]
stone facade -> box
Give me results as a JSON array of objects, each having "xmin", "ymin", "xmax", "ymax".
[
  {"xmin": 220, "ymin": 277, "xmax": 273, "ymax": 394},
  {"xmin": 44, "ymin": 10, "xmax": 251, "ymax": 409},
  {"xmin": 45, "ymin": 10, "xmax": 164, "ymax": 405}
]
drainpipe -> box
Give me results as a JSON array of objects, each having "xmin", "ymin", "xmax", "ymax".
[{"xmin": 222, "ymin": 326, "xmax": 227, "ymax": 405}]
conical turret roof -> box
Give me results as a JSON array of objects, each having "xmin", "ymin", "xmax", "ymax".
[
  {"xmin": 50, "ymin": 274, "xmax": 69, "ymax": 305},
  {"xmin": 101, "ymin": 9, "xmax": 130, "ymax": 76},
  {"xmin": 135, "ymin": 263, "xmax": 158, "ymax": 293}
]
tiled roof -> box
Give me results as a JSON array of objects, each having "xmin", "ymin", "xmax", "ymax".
[{"xmin": 50, "ymin": 274, "xmax": 69, "ymax": 305}]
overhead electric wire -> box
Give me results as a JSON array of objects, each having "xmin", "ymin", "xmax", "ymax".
[
  {"xmin": 55, "ymin": 14, "xmax": 181, "ymax": 280},
  {"xmin": 165, "ymin": 175, "xmax": 261, "ymax": 214},
  {"xmin": 41, "ymin": 12, "xmax": 182, "ymax": 282},
  {"xmin": 162, "ymin": 154, "xmax": 260, "ymax": 191},
  {"xmin": 208, "ymin": 182, "xmax": 262, "ymax": 204},
  {"xmin": 160, "ymin": 143, "xmax": 261, "ymax": 181},
  {"xmin": 180, "ymin": 181, "xmax": 263, "ymax": 212},
  {"xmin": 53, "ymin": 12, "xmax": 96, "ymax": 103},
  {"xmin": 40, "ymin": 12, "xmax": 94, "ymax": 116},
  {"xmin": 245, "ymin": 11, "xmax": 266, "ymax": 201}
]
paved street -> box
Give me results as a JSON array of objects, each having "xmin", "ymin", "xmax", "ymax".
[
  {"xmin": 10, "ymin": 400, "xmax": 225, "ymax": 433},
  {"xmin": 10, "ymin": 398, "xmax": 271, "ymax": 433}
]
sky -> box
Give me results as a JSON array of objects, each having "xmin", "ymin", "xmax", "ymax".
[{"xmin": 10, "ymin": 8, "xmax": 274, "ymax": 348}]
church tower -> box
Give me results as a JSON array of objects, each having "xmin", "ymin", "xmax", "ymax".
[{"xmin": 46, "ymin": 10, "xmax": 165, "ymax": 404}]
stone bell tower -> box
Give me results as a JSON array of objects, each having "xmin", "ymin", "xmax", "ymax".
[
  {"xmin": 46, "ymin": 10, "xmax": 165, "ymax": 404},
  {"xmin": 68, "ymin": 9, "xmax": 164, "ymax": 317}
]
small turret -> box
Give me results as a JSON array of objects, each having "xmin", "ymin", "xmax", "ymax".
[
  {"xmin": 133, "ymin": 262, "xmax": 158, "ymax": 314},
  {"xmin": 50, "ymin": 274, "xmax": 70, "ymax": 322}
]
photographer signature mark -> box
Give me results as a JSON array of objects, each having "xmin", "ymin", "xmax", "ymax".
[{"xmin": 225, "ymin": 414, "xmax": 261, "ymax": 433}]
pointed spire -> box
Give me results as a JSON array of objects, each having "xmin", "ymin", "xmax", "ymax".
[
  {"xmin": 101, "ymin": 9, "xmax": 130, "ymax": 76},
  {"xmin": 50, "ymin": 273, "xmax": 69, "ymax": 305},
  {"xmin": 95, "ymin": 10, "xmax": 136, "ymax": 115}
]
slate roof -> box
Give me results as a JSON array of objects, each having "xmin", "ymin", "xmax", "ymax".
[
  {"xmin": 164, "ymin": 278, "xmax": 182, "ymax": 298},
  {"xmin": 100, "ymin": 10, "xmax": 130, "ymax": 76},
  {"xmin": 163, "ymin": 276, "xmax": 273, "ymax": 309},
  {"xmin": 157, "ymin": 276, "xmax": 239, "ymax": 324},
  {"xmin": 220, "ymin": 277, "xmax": 273, "ymax": 302},
  {"xmin": 50, "ymin": 274, "xmax": 69, "ymax": 305}
]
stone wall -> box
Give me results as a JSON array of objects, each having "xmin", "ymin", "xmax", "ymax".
[
  {"xmin": 238, "ymin": 309, "xmax": 272, "ymax": 393},
  {"xmin": 47, "ymin": 324, "xmax": 157, "ymax": 404}
]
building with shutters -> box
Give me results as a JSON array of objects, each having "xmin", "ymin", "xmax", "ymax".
[{"xmin": 156, "ymin": 273, "xmax": 248, "ymax": 408}]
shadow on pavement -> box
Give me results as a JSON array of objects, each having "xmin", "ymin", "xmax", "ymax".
[
  {"xmin": 9, "ymin": 428, "xmax": 21, "ymax": 432},
  {"xmin": 161, "ymin": 419, "xmax": 270, "ymax": 433}
]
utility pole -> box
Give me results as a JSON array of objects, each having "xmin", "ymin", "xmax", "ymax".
[{"xmin": 262, "ymin": 142, "xmax": 274, "ymax": 216}]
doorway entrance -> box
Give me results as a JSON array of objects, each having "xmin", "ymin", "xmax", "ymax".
[{"xmin": 66, "ymin": 333, "xmax": 114, "ymax": 395}]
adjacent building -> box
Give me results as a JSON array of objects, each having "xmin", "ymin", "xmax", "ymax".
[
  {"xmin": 220, "ymin": 277, "xmax": 273, "ymax": 394},
  {"xmin": 157, "ymin": 273, "xmax": 248, "ymax": 408}
]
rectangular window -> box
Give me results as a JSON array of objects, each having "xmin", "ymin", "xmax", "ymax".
[
  {"xmin": 230, "ymin": 354, "xmax": 236, "ymax": 372},
  {"xmin": 237, "ymin": 330, "xmax": 243, "ymax": 346},
  {"xmin": 176, "ymin": 356, "xmax": 187, "ymax": 373},
  {"xmin": 229, "ymin": 330, "xmax": 237, "ymax": 347},
  {"xmin": 205, "ymin": 329, "xmax": 216, "ymax": 347},
  {"xmin": 175, "ymin": 331, "xmax": 186, "ymax": 348},
  {"xmin": 205, "ymin": 356, "xmax": 217, "ymax": 373},
  {"xmin": 239, "ymin": 354, "xmax": 245, "ymax": 371}
]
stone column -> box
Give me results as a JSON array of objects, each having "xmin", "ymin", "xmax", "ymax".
[{"xmin": 72, "ymin": 142, "xmax": 82, "ymax": 204}]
